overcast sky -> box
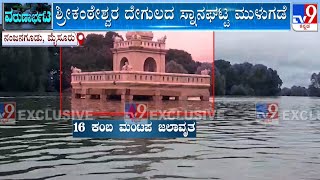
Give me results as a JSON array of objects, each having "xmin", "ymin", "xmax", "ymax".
[
  {"xmin": 114, "ymin": 31, "xmax": 320, "ymax": 88},
  {"xmin": 215, "ymin": 31, "xmax": 320, "ymax": 88}
]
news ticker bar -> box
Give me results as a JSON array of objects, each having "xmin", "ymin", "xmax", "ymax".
[
  {"xmin": 2, "ymin": 31, "xmax": 85, "ymax": 47},
  {"xmin": 73, "ymin": 120, "xmax": 197, "ymax": 138},
  {"xmin": 3, "ymin": 2, "xmax": 293, "ymax": 31}
]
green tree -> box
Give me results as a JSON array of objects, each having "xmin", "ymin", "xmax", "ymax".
[
  {"xmin": 196, "ymin": 62, "xmax": 212, "ymax": 74},
  {"xmin": 165, "ymin": 49, "xmax": 197, "ymax": 74},
  {"xmin": 30, "ymin": 48, "xmax": 49, "ymax": 91},
  {"xmin": 0, "ymin": 25, "xmax": 51, "ymax": 92},
  {"xmin": 165, "ymin": 60, "xmax": 188, "ymax": 73},
  {"xmin": 309, "ymin": 73, "xmax": 320, "ymax": 96},
  {"xmin": 280, "ymin": 87, "xmax": 291, "ymax": 96},
  {"xmin": 62, "ymin": 32, "xmax": 121, "ymax": 73},
  {"xmin": 290, "ymin": 86, "xmax": 308, "ymax": 96},
  {"xmin": 61, "ymin": 32, "xmax": 121, "ymax": 89},
  {"xmin": 230, "ymin": 84, "xmax": 252, "ymax": 96},
  {"xmin": 215, "ymin": 69, "xmax": 226, "ymax": 95},
  {"xmin": 215, "ymin": 60, "xmax": 282, "ymax": 96}
]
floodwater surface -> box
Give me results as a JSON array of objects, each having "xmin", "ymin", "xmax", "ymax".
[{"xmin": 0, "ymin": 95, "xmax": 320, "ymax": 179}]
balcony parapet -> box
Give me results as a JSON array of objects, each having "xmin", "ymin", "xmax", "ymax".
[
  {"xmin": 71, "ymin": 71, "xmax": 210, "ymax": 86},
  {"xmin": 113, "ymin": 40, "xmax": 165, "ymax": 50}
]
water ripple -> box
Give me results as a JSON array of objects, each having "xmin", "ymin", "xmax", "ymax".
[{"xmin": 0, "ymin": 97, "xmax": 320, "ymax": 179}]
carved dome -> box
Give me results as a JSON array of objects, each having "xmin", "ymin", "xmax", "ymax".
[{"xmin": 126, "ymin": 31, "xmax": 154, "ymax": 41}]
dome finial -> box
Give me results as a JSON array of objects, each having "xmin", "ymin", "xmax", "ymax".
[{"xmin": 126, "ymin": 31, "xmax": 154, "ymax": 40}]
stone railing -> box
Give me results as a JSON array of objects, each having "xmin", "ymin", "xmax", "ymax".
[
  {"xmin": 71, "ymin": 71, "xmax": 210, "ymax": 86},
  {"xmin": 114, "ymin": 40, "xmax": 165, "ymax": 49}
]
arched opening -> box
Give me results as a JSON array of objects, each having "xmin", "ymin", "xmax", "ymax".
[
  {"xmin": 120, "ymin": 57, "xmax": 129, "ymax": 70},
  {"xmin": 144, "ymin": 57, "xmax": 157, "ymax": 72}
]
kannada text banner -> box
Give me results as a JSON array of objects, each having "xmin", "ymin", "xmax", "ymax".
[
  {"xmin": 53, "ymin": 3, "xmax": 290, "ymax": 31},
  {"xmin": 73, "ymin": 120, "xmax": 197, "ymax": 138}
]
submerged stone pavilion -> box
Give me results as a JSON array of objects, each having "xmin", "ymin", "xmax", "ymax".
[{"xmin": 71, "ymin": 31, "xmax": 211, "ymax": 101}]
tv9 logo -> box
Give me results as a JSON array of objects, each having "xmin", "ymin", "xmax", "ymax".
[
  {"xmin": 256, "ymin": 103, "xmax": 279, "ymax": 124},
  {"xmin": 292, "ymin": 4, "xmax": 318, "ymax": 32},
  {"xmin": 0, "ymin": 102, "xmax": 16, "ymax": 125},
  {"xmin": 124, "ymin": 102, "xmax": 148, "ymax": 122}
]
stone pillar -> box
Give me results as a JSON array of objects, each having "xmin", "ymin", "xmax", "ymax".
[
  {"xmin": 100, "ymin": 89, "xmax": 107, "ymax": 101},
  {"xmin": 121, "ymin": 89, "xmax": 126, "ymax": 101},
  {"xmin": 81, "ymin": 89, "xmax": 87, "ymax": 99},
  {"xmin": 113, "ymin": 50, "xmax": 118, "ymax": 71},
  {"xmin": 72, "ymin": 89, "xmax": 76, "ymax": 98},
  {"xmin": 100, "ymin": 94, "xmax": 107, "ymax": 100},
  {"xmin": 177, "ymin": 96, "xmax": 188, "ymax": 101},
  {"xmin": 153, "ymin": 91, "xmax": 162, "ymax": 101},
  {"xmin": 153, "ymin": 95, "xmax": 162, "ymax": 101},
  {"xmin": 159, "ymin": 53, "xmax": 166, "ymax": 73},
  {"xmin": 201, "ymin": 96, "xmax": 210, "ymax": 101},
  {"xmin": 121, "ymin": 94, "xmax": 126, "ymax": 101},
  {"xmin": 154, "ymin": 99, "xmax": 163, "ymax": 109},
  {"xmin": 128, "ymin": 95, "xmax": 134, "ymax": 101}
]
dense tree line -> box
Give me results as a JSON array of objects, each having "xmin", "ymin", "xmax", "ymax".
[
  {"xmin": 309, "ymin": 73, "xmax": 320, "ymax": 96},
  {"xmin": 280, "ymin": 73, "xmax": 320, "ymax": 97},
  {"xmin": 213, "ymin": 60, "xmax": 283, "ymax": 96},
  {"xmin": 1, "ymin": 29, "xmax": 319, "ymax": 97}
]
